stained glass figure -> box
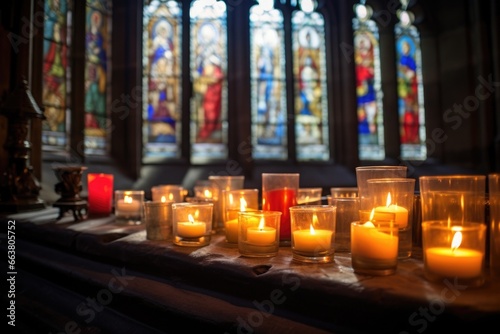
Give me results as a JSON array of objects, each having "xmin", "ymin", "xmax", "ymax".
[
  {"xmin": 353, "ymin": 2, "xmax": 385, "ymax": 160},
  {"xmin": 190, "ymin": 0, "xmax": 228, "ymax": 162},
  {"xmin": 84, "ymin": 0, "xmax": 112, "ymax": 155},
  {"xmin": 250, "ymin": 0, "xmax": 287, "ymax": 160},
  {"xmin": 395, "ymin": 7, "xmax": 426, "ymax": 160},
  {"xmin": 292, "ymin": 0, "xmax": 329, "ymax": 161},
  {"xmin": 143, "ymin": 0, "xmax": 182, "ymax": 159},
  {"xmin": 42, "ymin": 0, "xmax": 72, "ymax": 151}
]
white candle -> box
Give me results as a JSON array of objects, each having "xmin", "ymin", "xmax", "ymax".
[
  {"xmin": 374, "ymin": 192, "xmax": 408, "ymax": 229},
  {"xmin": 177, "ymin": 214, "xmax": 206, "ymax": 238},
  {"xmin": 293, "ymin": 224, "xmax": 333, "ymax": 253},
  {"xmin": 247, "ymin": 218, "xmax": 276, "ymax": 245},
  {"xmin": 425, "ymin": 231, "xmax": 483, "ymax": 278},
  {"xmin": 351, "ymin": 221, "xmax": 398, "ymax": 260},
  {"xmin": 116, "ymin": 196, "xmax": 141, "ymax": 216}
]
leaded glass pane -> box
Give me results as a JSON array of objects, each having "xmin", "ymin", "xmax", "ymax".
[
  {"xmin": 353, "ymin": 16, "xmax": 385, "ymax": 160},
  {"xmin": 143, "ymin": 0, "xmax": 182, "ymax": 159},
  {"xmin": 395, "ymin": 22, "xmax": 427, "ymax": 160},
  {"xmin": 190, "ymin": 0, "xmax": 228, "ymax": 162},
  {"xmin": 84, "ymin": 0, "xmax": 112, "ymax": 155},
  {"xmin": 250, "ymin": 2, "xmax": 287, "ymax": 160},
  {"xmin": 42, "ymin": 0, "xmax": 72, "ymax": 151},
  {"xmin": 292, "ymin": 8, "xmax": 329, "ymax": 161}
]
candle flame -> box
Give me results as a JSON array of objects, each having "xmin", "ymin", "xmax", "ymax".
[
  {"xmin": 240, "ymin": 197, "xmax": 247, "ymax": 211},
  {"xmin": 161, "ymin": 196, "xmax": 166, "ymax": 203},
  {"xmin": 385, "ymin": 192, "xmax": 392, "ymax": 207},
  {"xmin": 258, "ymin": 217, "xmax": 266, "ymax": 230},
  {"xmin": 124, "ymin": 196, "xmax": 133, "ymax": 204},
  {"xmin": 228, "ymin": 193, "xmax": 234, "ymax": 206},
  {"xmin": 168, "ymin": 193, "xmax": 174, "ymax": 201},
  {"xmin": 451, "ymin": 231, "xmax": 463, "ymax": 252},
  {"xmin": 188, "ymin": 214, "xmax": 195, "ymax": 223},
  {"xmin": 204, "ymin": 189, "xmax": 212, "ymax": 198},
  {"xmin": 309, "ymin": 224, "xmax": 316, "ymax": 235}
]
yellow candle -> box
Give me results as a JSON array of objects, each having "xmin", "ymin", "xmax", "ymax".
[
  {"xmin": 425, "ymin": 231, "xmax": 483, "ymax": 278},
  {"xmin": 225, "ymin": 218, "xmax": 239, "ymax": 243},
  {"xmin": 293, "ymin": 225, "xmax": 333, "ymax": 253},
  {"xmin": 247, "ymin": 218, "xmax": 276, "ymax": 245},
  {"xmin": 116, "ymin": 196, "xmax": 141, "ymax": 216},
  {"xmin": 351, "ymin": 222, "xmax": 398, "ymax": 260},
  {"xmin": 177, "ymin": 214, "xmax": 206, "ymax": 238},
  {"xmin": 374, "ymin": 193, "xmax": 408, "ymax": 229}
]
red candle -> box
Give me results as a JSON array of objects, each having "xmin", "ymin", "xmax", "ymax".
[
  {"xmin": 87, "ymin": 173, "xmax": 114, "ymax": 215},
  {"xmin": 262, "ymin": 188, "xmax": 297, "ymax": 241}
]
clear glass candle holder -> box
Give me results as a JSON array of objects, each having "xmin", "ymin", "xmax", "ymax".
[
  {"xmin": 367, "ymin": 177, "xmax": 416, "ymax": 259},
  {"xmin": 297, "ymin": 188, "xmax": 323, "ymax": 205},
  {"xmin": 144, "ymin": 200, "xmax": 173, "ymax": 241},
  {"xmin": 422, "ymin": 221, "xmax": 486, "ymax": 287},
  {"xmin": 289, "ymin": 205, "xmax": 336, "ymax": 263},
  {"xmin": 114, "ymin": 190, "xmax": 144, "ymax": 225},
  {"xmin": 489, "ymin": 173, "xmax": 500, "ymax": 277},
  {"xmin": 351, "ymin": 215, "xmax": 399, "ymax": 276},
  {"xmin": 223, "ymin": 189, "xmax": 259, "ymax": 244},
  {"xmin": 172, "ymin": 202, "xmax": 213, "ymax": 247},
  {"xmin": 209, "ymin": 175, "xmax": 245, "ymax": 232},
  {"xmin": 330, "ymin": 187, "xmax": 358, "ymax": 198},
  {"xmin": 151, "ymin": 184, "xmax": 185, "ymax": 203},
  {"xmin": 238, "ymin": 210, "xmax": 281, "ymax": 257},
  {"xmin": 329, "ymin": 197, "xmax": 360, "ymax": 253},
  {"xmin": 262, "ymin": 173, "xmax": 299, "ymax": 246}
]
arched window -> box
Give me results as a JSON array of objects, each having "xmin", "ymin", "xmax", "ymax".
[
  {"xmin": 395, "ymin": 2, "xmax": 427, "ymax": 160},
  {"xmin": 143, "ymin": 0, "xmax": 182, "ymax": 159},
  {"xmin": 42, "ymin": 0, "xmax": 72, "ymax": 152},
  {"xmin": 250, "ymin": 0, "xmax": 287, "ymax": 160},
  {"xmin": 292, "ymin": 0, "xmax": 329, "ymax": 161},
  {"xmin": 190, "ymin": 0, "xmax": 228, "ymax": 162},
  {"xmin": 84, "ymin": 0, "xmax": 112, "ymax": 155},
  {"xmin": 352, "ymin": 1, "xmax": 385, "ymax": 160}
]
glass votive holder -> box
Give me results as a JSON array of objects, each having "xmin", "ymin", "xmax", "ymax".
[
  {"xmin": 351, "ymin": 212, "xmax": 399, "ymax": 276},
  {"xmin": 330, "ymin": 187, "xmax": 358, "ymax": 198},
  {"xmin": 223, "ymin": 189, "xmax": 259, "ymax": 244},
  {"xmin": 367, "ymin": 178, "xmax": 416, "ymax": 259},
  {"xmin": 87, "ymin": 173, "xmax": 114, "ymax": 216},
  {"xmin": 289, "ymin": 205, "xmax": 336, "ymax": 263},
  {"xmin": 238, "ymin": 210, "xmax": 281, "ymax": 257},
  {"xmin": 355, "ymin": 166, "xmax": 407, "ymax": 210},
  {"xmin": 144, "ymin": 201, "xmax": 174, "ymax": 241},
  {"xmin": 329, "ymin": 197, "xmax": 360, "ymax": 253},
  {"xmin": 489, "ymin": 173, "xmax": 500, "ymax": 276},
  {"xmin": 114, "ymin": 190, "xmax": 144, "ymax": 225},
  {"xmin": 422, "ymin": 221, "xmax": 486, "ymax": 287},
  {"xmin": 193, "ymin": 180, "xmax": 214, "ymax": 199},
  {"xmin": 262, "ymin": 173, "xmax": 299, "ymax": 246},
  {"xmin": 209, "ymin": 175, "xmax": 245, "ymax": 232},
  {"xmin": 297, "ymin": 188, "xmax": 323, "ymax": 205},
  {"xmin": 172, "ymin": 202, "xmax": 213, "ymax": 247},
  {"xmin": 151, "ymin": 184, "xmax": 185, "ymax": 203}
]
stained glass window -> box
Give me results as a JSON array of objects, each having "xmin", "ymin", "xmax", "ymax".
[
  {"xmin": 250, "ymin": 0, "xmax": 287, "ymax": 160},
  {"xmin": 353, "ymin": 2, "xmax": 385, "ymax": 160},
  {"xmin": 143, "ymin": 0, "xmax": 182, "ymax": 159},
  {"xmin": 395, "ymin": 7, "xmax": 427, "ymax": 160},
  {"xmin": 42, "ymin": 0, "xmax": 72, "ymax": 151},
  {"xmin": 292, "ymin": 0, "xmax": 329, "ymax": 161},
  {"xmin": 84, "ymin": 0, "xmax": 112, "ymax": 155},
  {"xmin": 190, "ymin": 0, "xmax": 228, "ymax": 162}
]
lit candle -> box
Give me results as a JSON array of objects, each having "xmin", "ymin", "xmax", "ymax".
[
  {"xmin": 177, "ymin": 214, "xmax": 207, "ymax": 238},
  {"xmin": 374, "ymin": 192, "xmax": 408, "ymax": 229},
  {"xmin": 116, "ymin": 195, "xmax": 141, "ymax": 216},
  {"xmin": 425, "ymin": 230, "xmax": 483, "ymax": 278},
  {"xmin": 293, "ymin": 221, "xmax": 333, "ymax": 253},
  {"xmin": 351, "ymin": 219, "xmax": 398, "ymax": 260},
  {"xmin": 247, "ymin": 217, "xmax": 276, "ymax": 245}
]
